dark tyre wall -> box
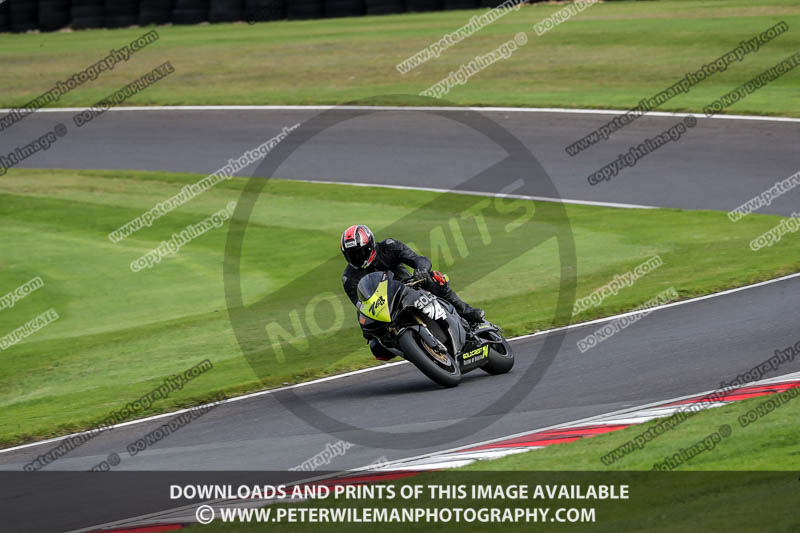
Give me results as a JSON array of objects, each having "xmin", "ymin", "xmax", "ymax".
[
  {"xmin": 38, "ymin": 0, "xmax": 70, "ymax": 31},
  {"xmin": 71, "ymin": 0, "xmax": 103, "ymax": 29},
  {"xmin": 406, "ymin": 0, "xmax": 440, "ymax": 12},
  {"xmin": 0, "ymin": 1, "xmax": 9, "ymax": 32},
  {"xmin": 244, "ymin": 0, "xmax": 286, "ymax": 22},
  {"xmin": 104, "ymin": 0, "xmax": 138, "ymax": 28},
  {"xmin": 2, "ymin": 0, "xmax": 535, "ymax": 32},
  {"xmin": 325, "ymin": 0, "xmax": 364, "ymax": 19},
  {"xmin": 172, "ymin": 0, "xmax": 209, "ymax": 24},
  {"xmin": 139, "ymin": 0, "xmax": 173, "ymax": 25},
  {"xmin": 210, "ymin": 0, "xmax": 244, "ymax": 22},
  {"xmin": 364, "ymin": 0, "xmax": 404, "ymax": 16},
  {"xmin": 9, "ymin": 0, "xmax": 38, "ymax": 32},
  {"xmin": 287, "ymin": 0, "xmax": 323, "ymax": 20},
  {"xmin": 443, "ymin": 0, "xmax": 478, "ymax": 10}
]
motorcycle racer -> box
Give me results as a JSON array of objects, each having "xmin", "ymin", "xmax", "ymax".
[{"xmin": 340, "ymin": 224, "xmax": 485, "ymax": 359}]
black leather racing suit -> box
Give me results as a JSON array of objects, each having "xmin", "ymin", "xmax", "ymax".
[
  {"xmin": 342, "ymin": 239, "xmax": 429, "ymax": 304},
  {"xmin": 342, "ymin": 238, "xmax": 482, "ymax": 360}
]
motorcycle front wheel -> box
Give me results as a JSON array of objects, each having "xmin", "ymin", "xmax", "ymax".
[{"xmin": 398, "ymin": 329, "xmax": 462, "ymax": 388}]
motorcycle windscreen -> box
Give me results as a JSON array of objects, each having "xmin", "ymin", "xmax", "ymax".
[
  {"xmin": 356, "ymin": 271, "xmax": 384, "ymax": 302},
  {"xmin": 357, "ymin": 272, "xmax": 392, "ymax": 322}
]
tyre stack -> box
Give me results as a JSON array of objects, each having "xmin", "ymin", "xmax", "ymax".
[
  {"xmin": 364, "ymin": 0, "xmax": 404, "ymax": 16},
  {"xmin": 406, "ymin": 0, "xmax": 441, "ymax": 12},
  {"xmin": 104, "ymin": 0, "xmax": 139, "ymax": 28},
  {"xmin": 244, "ymin": 0, "xmax": 286, "ymax": 22},
  {"xmin": 172, "ymin": 0, "xmax": 210, "ymax": 24},
  {"xmin": 210, "ymin": 0, "xmax": 244, "ymax": 22},
  {"xmin": 38, "ymin": 0, "xmax": 71, "ymax": 31},
  {"xmin": 8, "ymin": 0, "xmax": 38, "ymax": 32},
  {"xmin": 71, "ymin": 0, "xmax": 104, "ymax": 29},
  {"xmin": 0, "ymin": 1, "xmax": 11, "ymax": 32},
  {"xmin": 325, "ymin": 0, "xmax": 364, "ymax": 19},
  {"xmin": 287, "ymin": 0, "xmax": 324, "ymax": 20},
  {"xmin": 139, "ymin": 0, "xmax": 173, "ymax": 25},
  {"xmin": 443, "ymin": 0, "xmax": 478, "ymax": 10}
]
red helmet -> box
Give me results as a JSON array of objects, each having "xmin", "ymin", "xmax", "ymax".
[{"xmin": 340, "ymin": 225, "xmax": 376, "ymax": 269}]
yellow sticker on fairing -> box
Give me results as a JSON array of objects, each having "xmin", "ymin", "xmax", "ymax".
[
  {"xmin": 462, "ymin": 345, "xmax": 489, "ymax": 360},
  {"xmin": 361, "ymin": 280, "xmax": 391, "ymax": 322}
]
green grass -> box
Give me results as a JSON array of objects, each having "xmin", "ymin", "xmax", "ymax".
[
  {"xmin": 1, "ymin": 0, "xmax": 800, "ymax": 114},
  {"xmin": 191, "ymin": 393, "xmax": 800, "ymax": 533},
  {"xmin": 1, "ymin": 168, "xmax": 800, "ymax": 446}
]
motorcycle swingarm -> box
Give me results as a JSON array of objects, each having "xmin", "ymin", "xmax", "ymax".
[{"xmin": 396, "ymin": 324, "xmax": 448, "ymax": 354}]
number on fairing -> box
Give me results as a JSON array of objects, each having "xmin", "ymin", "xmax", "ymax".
[{"xmin": 415, "ymin": 295, "xmax": 445, "ymax": 320}]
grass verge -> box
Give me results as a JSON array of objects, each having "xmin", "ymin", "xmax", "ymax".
[
  {"xmin": 0, "ymin": 0, "xmax": 799, "ymax": 114},
  {"xmin": 1, "ymin": 168, "xmax": 799, "ymax": 446}
]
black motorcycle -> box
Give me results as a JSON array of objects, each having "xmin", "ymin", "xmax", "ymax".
[{"xmin": 356, "ymin": 271, "xmax": 514, "ymax": 387}]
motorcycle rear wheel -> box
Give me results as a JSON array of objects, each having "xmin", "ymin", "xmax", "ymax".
[{"xmin": 398, "ymin": 329, "xmax": 462, "ymax": 388}]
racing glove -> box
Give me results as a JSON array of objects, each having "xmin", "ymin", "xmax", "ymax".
[{"xmin": 411, "ymin": 268, "xmax": 430, "ymax": 284}]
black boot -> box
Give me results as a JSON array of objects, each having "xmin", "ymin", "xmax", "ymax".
[
  {"xmin": 427, "ymin": 279, "xmax": 486, "ymax": 323},
  {"xmin": 447, "ymin": 292, "xmax": 485, "ymax": 323}
]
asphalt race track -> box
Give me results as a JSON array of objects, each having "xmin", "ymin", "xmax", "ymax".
[
  {"xmin": 2, "ymin": 277, "xmax": 800, "ymax": 531},
  {"xmin": 1, "ymin": 107, "xmax": 799, "ymax": 531},
  {"xmin": 2, "ymin": 273, "xmax": 800, "ymax": 473},
  {"xmin": 0, "ymin": 107, "xmax": 798, "ymax": 214}
]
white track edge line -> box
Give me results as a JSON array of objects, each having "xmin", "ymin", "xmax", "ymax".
[
  {"xmin": 1, "ymin": 105, "xmax": 799, "ymax": 123},
  {"xmin": 511, "ymin": 270, "xmax": 800, "ymax": 342},
  {"xmin": 0, "ymin": 361, "xmax": 406, "ymax": 455},
  {"xmin": 294, "ymin": 178, "xmax": 657, "ymax": 210},
  {"xmin": 3, "ymin": 271, "xmax": 800, "ymax": 456}
]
